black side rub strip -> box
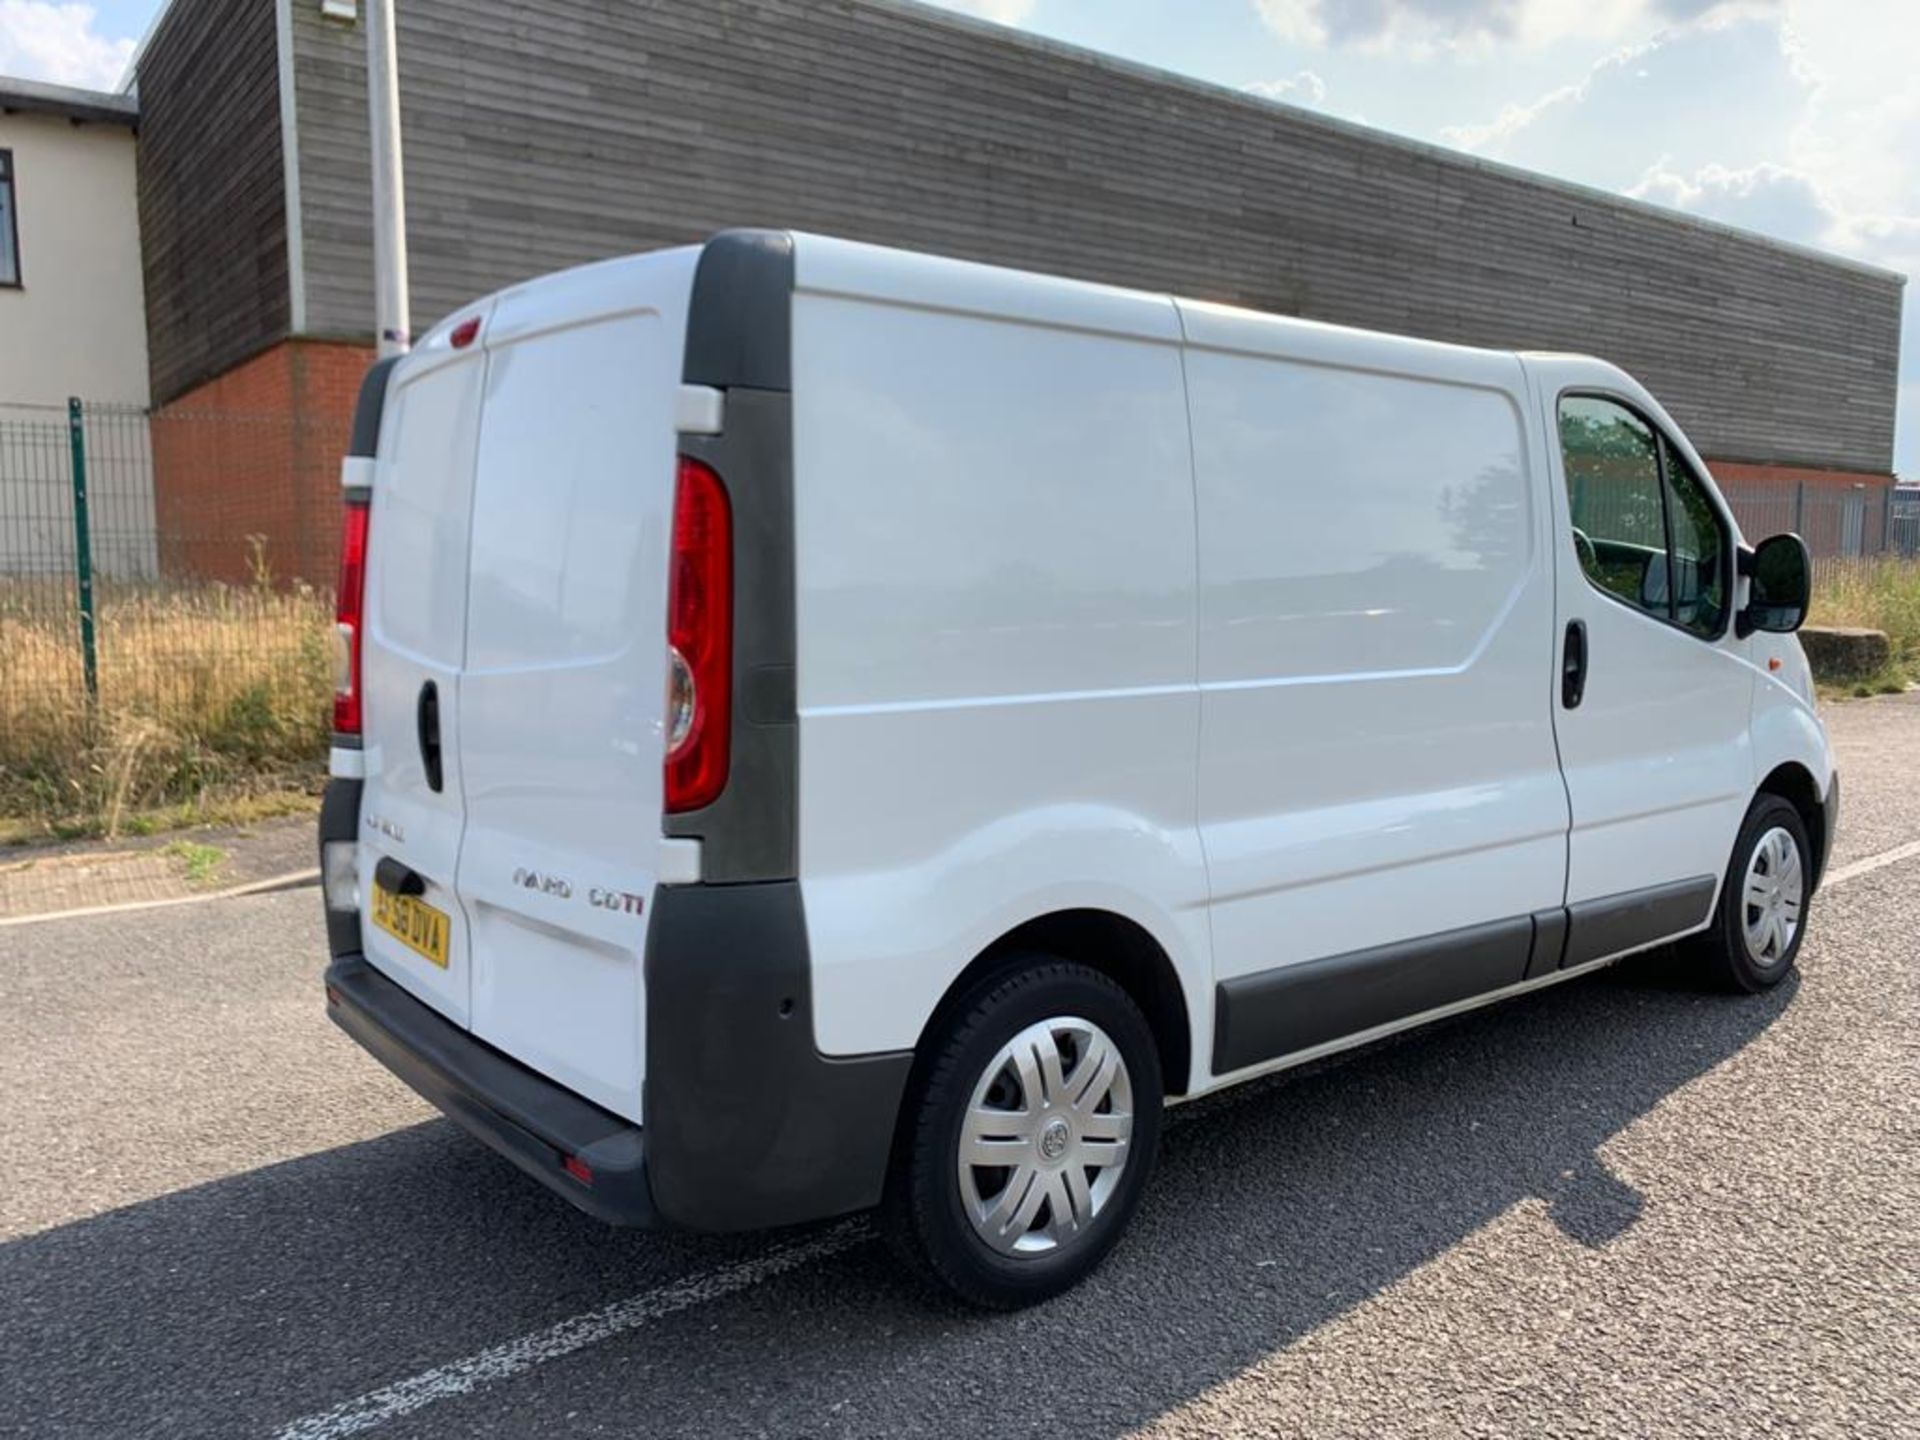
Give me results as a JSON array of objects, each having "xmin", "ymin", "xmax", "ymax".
[
  {"xmin": 1561, "ymin": 874, "xmax": 1716, "ymax": 969},
  {"xmin": 1212, "ymin": 876, "xmax": 1719, "ymax": 1076},
  {"xmin": 1213, "ymin": 915, "xmax": 1533, "ymax": 1075}
]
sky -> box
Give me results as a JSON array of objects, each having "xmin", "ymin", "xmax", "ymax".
[{"xmin": 0, "ymin": 0, "xmax": 1912, "ymax": 475}]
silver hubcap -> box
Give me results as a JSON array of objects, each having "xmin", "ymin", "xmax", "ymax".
[
  {"xmin": 1742, "ymin": 825, "xmax": 1803, "ymax": 966},
  {"xmin": 958, "ymin": 1016, "xmax": 1134, "ymax": 1257}
]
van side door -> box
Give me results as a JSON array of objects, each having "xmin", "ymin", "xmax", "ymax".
[
  {"xmin": 1184, "ymin": 304, "xmax": 1571, "ymax": 1080},
  {"xmin": 1535, "ymin": 361, "xmax": 1755, "ymax": 964}
]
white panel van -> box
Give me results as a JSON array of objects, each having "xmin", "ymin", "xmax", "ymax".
[{"xmin": 319, "ymin": 231, "xmax": 1836, "ymax": 1308}]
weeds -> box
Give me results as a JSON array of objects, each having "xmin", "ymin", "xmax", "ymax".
[
  {"xmin": 1810, "ymin": 558, "xmax": 1920, "ymax": 690},
  {"xmin": 2, "ymin": 552, "xmax": 1915, "ymax": 838},
  {"xmin": 0, "ymin": 576, "xmax": 332, "ymax": 839},
  {"xmin": 161, "ymin": 839, "xmax": 226, "ymax": 886}
]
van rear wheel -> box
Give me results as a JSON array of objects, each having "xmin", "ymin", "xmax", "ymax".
[
  {"xmin": 883, "ymin": 958, "xmax": 1162, "ymax": 1309},
  {"xmin": 1691, "ymin": 793, "xmax": 1812, "ymax": 993}
]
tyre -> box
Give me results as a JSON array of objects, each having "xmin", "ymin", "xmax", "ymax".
[
  {"xmin": 1691, "ymin": 793, "xmax": 1812, "ymax": 993},
  {"xmin": 883, "ymin": 957, "xmax": 1163, "ymax": 1309}
]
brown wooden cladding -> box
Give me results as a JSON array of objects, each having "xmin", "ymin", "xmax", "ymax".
[
  {"xmin": 150, "ymin": 0, "xmax": 1903, "ymax": 472},
  {"xmin": 135, "ymin": 0, "xmax": 289, "ymax": 405}
]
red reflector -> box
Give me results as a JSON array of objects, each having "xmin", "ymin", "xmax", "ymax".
[
  {"xmin": 450, "ymin": 316, "xmax": 481, "ymax": 349},
  {"xmin": 664, "ymin": 457, "xmax": 733, "ymax": 813},
  {"xmin": 562, "ymin": 1154, "xmax": 594, "ymax": 1186},
  {"xmin": 325, "ymin": 985, "xmax": 342, "ymax": 1007},
  {"xmin": 333, "ymin": 500, "xmax": 371, "ymax": 735}
]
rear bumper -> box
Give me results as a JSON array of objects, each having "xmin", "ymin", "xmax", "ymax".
[
  {"xmin": 320, "ymin": 774, "xmax": 913, "ymax": 1234},
  {"xmin": 325, "ymin": 954, "xmax": 657, "ymax": 1227}
]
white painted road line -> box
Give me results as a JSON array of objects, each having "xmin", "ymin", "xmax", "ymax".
[
  {"xmin": 273, "ymin": 1219, "xmax": 871, "ymax": 1440},
  {"xmin": 1823, "ymin": 838, "xmax": 1920, "ymax": 890}
]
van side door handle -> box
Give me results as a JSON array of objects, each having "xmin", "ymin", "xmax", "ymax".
[
  {"xmin": 417, "ymin": 680, "xmax": 444, "ymax": 792},
  {"xmin": 1562, "ymin": 620, "xmax": 1588, "ymax": 709}
]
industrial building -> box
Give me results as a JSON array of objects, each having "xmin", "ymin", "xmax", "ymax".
[{"xmin": 20, "ymin": 0, "xmax": 1914, "ymax": 580}]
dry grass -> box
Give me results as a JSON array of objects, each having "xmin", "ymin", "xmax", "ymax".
[
  {"xmin": 4, "ymin": 552, "xmax": 1914, "ymax": 835},
  {"xmin": 0, "ymin": 574, "xmax": 332, "ymax": 838},
  {"xmin": 1809, "ymin": 557, "xmax": 1920, "ymax": 696}
]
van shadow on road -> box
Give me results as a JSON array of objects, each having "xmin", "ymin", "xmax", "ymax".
[{"xmin": 0, "ymin": 958, "xmax": 1792, "ymax": 1440}]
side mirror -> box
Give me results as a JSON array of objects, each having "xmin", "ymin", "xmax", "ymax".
[{"xmin": 1737, "ymin": 533, "xmax": 1811, "ymax": 637}]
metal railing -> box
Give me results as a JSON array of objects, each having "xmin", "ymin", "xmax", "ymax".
[
  {"xmin": 1720, "ymin": 480, "xmax": 1914, "ymax": 573},
  {"xmin": 2, "ymin": 398, "xmax": 344, "ymax": 830}
]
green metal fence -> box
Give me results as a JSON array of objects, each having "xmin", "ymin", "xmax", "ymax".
[{"xmin": 1, "ymin": 398, "xmax": 341, "ymax": 832}]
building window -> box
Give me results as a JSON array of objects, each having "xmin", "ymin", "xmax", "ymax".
[{"xmin": 0, "ymin": 150, "xmax": 18, "ymax": 287}]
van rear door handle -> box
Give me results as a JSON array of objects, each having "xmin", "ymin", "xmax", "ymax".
[
  {"xmin": 417, "ymin": 680, "xmax": 444, "ymax": 793},
  {"xmin": 374, "ymin": 856, "xmax": 427, "ymax": 897},
  {"xmin": 1562, "ymin": 620, "xmax": 1588, "ymax": 709}
]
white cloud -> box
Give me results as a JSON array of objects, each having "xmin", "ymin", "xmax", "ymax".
[
  {"xmin": 930, "ymin": 0, "xmax": 1040, "ymax": 26},
  {"xmin": 1440, "ymin": 13, "xmax": 1805, "ymax": 191},
  {"xmin": 1245, "ymin": 68, "xmax": 1329, "ymax": 106},
  {"xmin": 1628, "ymin": 161, "xmax": 1834, "ymax": 245},
  {"xmin": 1439, "ymin": 0, "xmax": 1918, "ymax": 474},
  {"xmin": 1254, "ymin": 0, "xmax": 1779, "ymax": 53},
  {"xmin": 0, "ymin": 1, "xmax": 134, "ymax": 90}
]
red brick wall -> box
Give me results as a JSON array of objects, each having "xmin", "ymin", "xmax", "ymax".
[
  {"xmin": 1705, "ymin": 459, "xmax": 1896, "ymax": 492},
  {"xmin": 1704, "ymin": 458, "xmax": 1899, "ymax": 556},
  {"xmin": 151, "ymin": 338, "xmax": 374, "ymax": 586}
]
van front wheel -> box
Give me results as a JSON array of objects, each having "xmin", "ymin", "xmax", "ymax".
[
  {"xmin": 1692, "ymin": 794, "xmax": 1812, "ymax": 993},
  {"xmin": 883, "ymin": 958, "xmax": 1163, "ymax": 1309}
]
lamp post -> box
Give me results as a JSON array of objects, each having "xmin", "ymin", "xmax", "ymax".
[{"xmin": 366, "ymin": 0, "xmax": 410, "ymax": 357}]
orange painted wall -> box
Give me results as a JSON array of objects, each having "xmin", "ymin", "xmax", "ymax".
[{"xmin": 151, "ymin": 339, "xmax": 374, "ymax": 585}]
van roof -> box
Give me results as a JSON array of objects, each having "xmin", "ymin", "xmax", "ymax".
[{"xmin": 788, "ymin": 230, "xmax": 1534, "ymax": 378}]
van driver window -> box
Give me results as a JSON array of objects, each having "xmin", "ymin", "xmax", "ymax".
[{"xmin": 1558, "ymin": 396, "xmax": 1672, "ymax": 622}]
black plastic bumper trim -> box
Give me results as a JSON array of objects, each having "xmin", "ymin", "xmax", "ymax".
[
  {"xmin": 325, "ymin": 955, "xmax": 657, "ymax": 1228},
  {"xmin": 347, "ymin": 355, "xmax": 402, "ymax": 457},
  {"xmin": 644, "ymin": 880, "xmax": 913, "ymax": 1231},
  {"xmin": 318, "ymin": 777, "xmax": 362, "ymax": 962}
]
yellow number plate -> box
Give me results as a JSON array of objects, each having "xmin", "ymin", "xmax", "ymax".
[{"xmin": 371, "ymin": 885, "xmax": 450, "ymax": 969}]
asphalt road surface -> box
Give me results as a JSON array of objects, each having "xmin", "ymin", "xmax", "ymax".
[{"xmin": 4, "ymin": 697, "xmax": 1917, "ymax": 1439}]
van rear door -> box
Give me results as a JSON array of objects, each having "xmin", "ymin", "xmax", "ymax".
[
  {"xmin": 354, "ymin": 316, "xmax": 493, "ymax": 1027},
  {"xmin": 453, "ymin": 251, "xmax": 701, "ymax": 1124}
]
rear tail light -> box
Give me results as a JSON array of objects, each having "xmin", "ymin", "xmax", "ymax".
[
  {"xmin": 333, "ymin": 498, "xmax": 371, "ymax": 735},
  {"xmin": 664, "ymin": 456, "xmax": 732, "ymax": 812}
]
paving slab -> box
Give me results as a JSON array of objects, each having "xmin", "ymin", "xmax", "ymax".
[{"xmin": 0, "ymin": 812, "xmax": 316, "ymax": 920}]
